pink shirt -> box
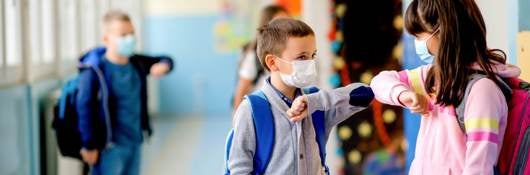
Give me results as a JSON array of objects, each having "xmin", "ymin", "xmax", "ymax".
[{"xmin": 370, "ymin": 64, "xmax": 520, "ymax": 175}]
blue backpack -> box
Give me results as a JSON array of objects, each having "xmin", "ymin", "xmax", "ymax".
[
  {"xmin": 52, "ymin": 76, "xmax": 83, "ymax": 159},
  {"xmin": 52, "ymin": 65, "xmax": 107, "ymax": 159},
  {"xmin": 224, "ymin": 87, "xmax": 329, "ymax": 175}
]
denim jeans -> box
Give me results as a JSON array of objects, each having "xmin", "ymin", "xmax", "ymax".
[{"xmin": 92, "ymin": 144, "xmax": 141, "ymax": 175}]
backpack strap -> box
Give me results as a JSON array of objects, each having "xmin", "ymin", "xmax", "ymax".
[
  {"xmin": 226, "ymin": 88, "xmax": 330, "ymax": 174},
  {"xmin": 225, "ymin": 91, "xmax": 274, "ymax": 175},
  {"xmin": 455, "ymin": 73, "xmax": 512, "ymax": 134},
  {"xmin": 247, "ymin": 91, "xmax": 275, "ymax": 175},
  {"xmin": 303, "ymin": 87, "xmax": 330, "ymax": 174},
  {"xmin": 224, "ymin": 129, "xmax": 235, "ymax": 175},
  {"xmin": 58, "ymin": 77, "xmax": 79, "ymax": 119}
]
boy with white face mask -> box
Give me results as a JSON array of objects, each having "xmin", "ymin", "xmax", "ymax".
[
  {"xmin": 228, "ymin": 18, "xmax": 374, "ymax": 175},
  {"xmin": 77, "ymin": 10, "xmax": 173, "ymax": 175}
]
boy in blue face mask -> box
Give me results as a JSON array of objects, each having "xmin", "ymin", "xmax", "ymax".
[
  {"xmin": 77, "ymin": 10, "xmax": 173, "ymax": 175},
  {"xmin": 227, "ymin": 18, "xmax": 374, "ymax": 174}
]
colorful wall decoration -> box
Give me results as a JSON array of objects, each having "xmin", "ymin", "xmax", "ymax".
[
  {"xmin": 213, "ymin": 0, "xmax": 262, "ymax": 53},
  {"xmin": 276, "ymin": 0, "xmax": 302, "ymax": 17},
  {"xmin": 213, "ymin": 0, "xmax": 302, "ymax": 53}
]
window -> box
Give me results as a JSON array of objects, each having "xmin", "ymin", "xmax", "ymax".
[
  {"xmin": 5, "ymin": 0, "xmax": 21, "ymax": 67},
  {"xmin": 1, "ymin": 0, "xmax": 23, "ymax": 85},
  {"xmin": 26, "ymin": 0, "xmax": 41, "ymax": 64},
  {"xmin": 41, "ymin": 0, "xmax": 56, "ymax": 63},
  {"xmin": 80, "ymin": 0, "xmax": 98, "ymax": 52},
  {"xmin": 23, "ymin": 0, "xmax": 58, "ymax": 81},
  {"xmin": 97, "ymin": 0, "xmax": 111, "ymax": 40},
  {"xmin": 59, "ymin": 0, "xmax": 79, "ymax": 61},
  {"xmin": 0, "ymin": 0, "xmax": 4, "ymax": 68},
  {"xmin": 57, "ymin": 0, "xmax": 79, "ymax": 75}
]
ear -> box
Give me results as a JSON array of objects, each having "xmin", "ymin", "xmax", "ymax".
[{"xmin": 265, "ymin": 54, "xmax": 279, "ymax": 71}]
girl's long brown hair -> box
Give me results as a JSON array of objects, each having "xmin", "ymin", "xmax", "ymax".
[{"xmin": 404, "ymin": 0, "xmax": 506, "ymax": 106}]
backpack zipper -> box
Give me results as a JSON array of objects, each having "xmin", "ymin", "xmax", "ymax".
[{"xmin": 91, "ymin": 66, "xmax": 113, "ymax": 149}]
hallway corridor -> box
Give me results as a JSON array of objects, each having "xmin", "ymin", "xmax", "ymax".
[{"xmin": 141, "ymin": 116, "xmax": 231, "ymax": 175}]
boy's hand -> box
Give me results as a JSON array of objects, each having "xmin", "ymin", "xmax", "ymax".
[
  {"xmin": 398, "ymin": 90, "xmax": 430, "ymax": 115},
  {"xmin": 150, "ymin": 62, "xmax": 170, "ymax": 77},
  {"xmin": 287, "ymin": 95, "xmax": 308, "ymax": 122},
  {"xmin": 80, "ymin": 148, "xmax": 99, "ymax": 165}
]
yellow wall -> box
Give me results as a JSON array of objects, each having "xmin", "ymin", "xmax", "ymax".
[
  {"xmin": 145, "ymin": 0, "xmax": 220, "ymax": 16},
  {"xmin": 518, "ymin": 31, "xmax": 530, "ymax": 81}
]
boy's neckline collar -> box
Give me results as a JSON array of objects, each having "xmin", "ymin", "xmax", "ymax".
[
  {"xmin": 103, "ymin": 56, "xmax": 130, "ymax": 66},
  {"xmin": 266, "ymin": 77, "xmax": 301, "ymax": 107}
]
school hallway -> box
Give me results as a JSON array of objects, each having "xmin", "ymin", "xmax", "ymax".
[
  {"xmin": 51, "ymin": 115, "xmax": 230, "ymax": 175},
  {"xmin": 1, "ymin": 0, "xmax": 529, "ymax": 174},
  {"xmin": 139, "ymin": 115, "xmax": 343, "ymax": 175},
  {"xmin": 52, "ymin": 113, "xmax": 342, "ymax": 175},
  {"xmin": 140, "ymin": 115, "xmax": 231, "ymax": 175}
]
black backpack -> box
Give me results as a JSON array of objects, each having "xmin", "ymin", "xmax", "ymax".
[
  {"xmin": 52, "ymin": 76, "xmax": 83, "ymax": 159},
  {"xmin": 52, "ymin": 65, "xmax": 107, "ymax": 159}
]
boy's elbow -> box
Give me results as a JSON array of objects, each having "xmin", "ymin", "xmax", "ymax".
[
  {"xmin": 228, "ymin": 155, "xmax": 254, "ymax": 175},
  {"xmin": 349, "ymin": 86, "xmax": 374, "ymax": 107}
]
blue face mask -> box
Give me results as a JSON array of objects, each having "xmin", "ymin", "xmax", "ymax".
[
  {"xmin": 117, "ymin": 35, "xmax": 136, "ymax": 57},
  {"xmin": 414, "ymin": 30, "xmax": 438, "ymax": 64}
]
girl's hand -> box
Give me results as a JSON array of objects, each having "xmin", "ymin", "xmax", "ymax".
[
  {"xmin": 287, "ymin": 95, "xmax": 308, "ymax": 122},
  {"xmin": 399, "ymin": 90, "xmax": 430, "ymax": 115}
]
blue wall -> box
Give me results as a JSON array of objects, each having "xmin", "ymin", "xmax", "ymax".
[
  {"xmin": 521, "ymin": 0, "xmax": 530, "ymax": 31},
  {"xmin": 0, "ymin": 79, "xmax": 61, "ymax": 175},
  {"xmin": 0, "ymin": 85, "xmax": 32, "ymax": 175},
  {"xmin": 144, "ymin": 15, "xmax": 238, "ymax": 117},
  {"xmin": 401, "ymin": 33, "xmax": 423, "ymax": 172}
]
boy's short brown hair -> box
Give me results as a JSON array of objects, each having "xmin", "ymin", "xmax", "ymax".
[
  {"xmin": 103, "ymin": 10, "xmax": 131, "ymax": 30},
  {"xmin": 256, "ymin": 18, "xmax": 315, "ymax": 71}
]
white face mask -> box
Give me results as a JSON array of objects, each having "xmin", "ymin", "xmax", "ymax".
[{"xmin": 275, "ymin": 56, "xmax": 318, "ymax": 88}]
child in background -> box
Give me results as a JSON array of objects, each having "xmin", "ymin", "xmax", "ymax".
[
  {"xmin": 77, "ymin": 10, "xmax": 173, "ymax": 175},
  {"xmin": 233, "ymin": 5, "xmax": 288, "ymax": 111}
]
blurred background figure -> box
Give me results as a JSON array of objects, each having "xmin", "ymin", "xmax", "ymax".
[
  {"xmin": 74, "ymin": 10, "xmax": 172, "ymax": 175},
  {"xmin": 232, "ymin": 4, "xmax": 288, "ymax": 113},
  {"xmin": 0, "ymin": 0, "xmax": 528, "ymax": 175}
]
